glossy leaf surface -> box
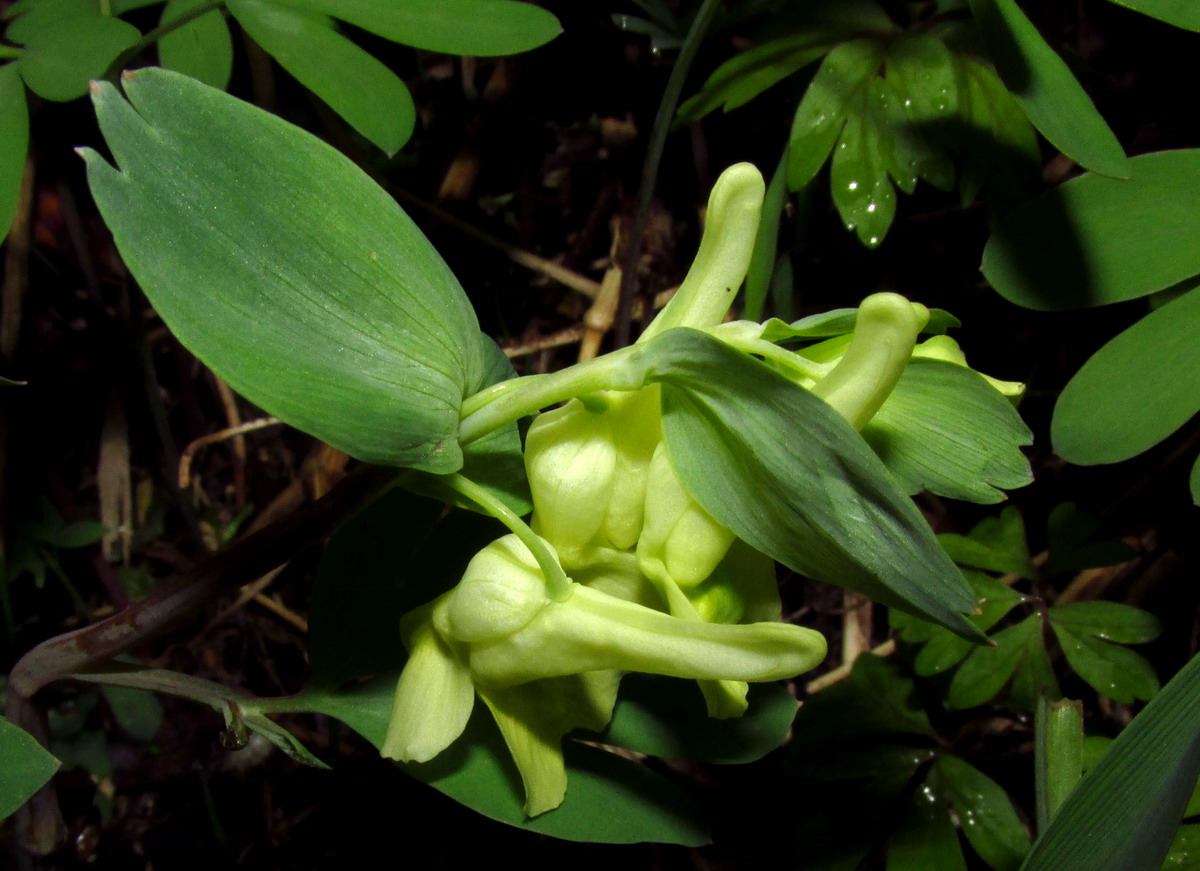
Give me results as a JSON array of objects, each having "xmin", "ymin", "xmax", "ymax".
[
  {"xmin": 0, "ymin": 717, "xmax": 60, "ymax": 821},
  {"xmin": 863, "ymin": 359, "xmax": 1032, "ymax": 503},
  {"xmin": 968, "ymin": 0, "xmax": 1128, "ymax": 178},
  {"xmin": 0, "ymin": 63, "xmax": 27, "ymax": 243},
  {"xmin": 1049, "ymin": 621, "xmax": 1159, "ymax": 704},
  {"xmin": 1047, "ymin": 602, "xmax": 1163, "ymax": 645},
  {"xmin": 1021, "ymin": 650, "xmax": 1200, "ymax": 871},
  {"xmin": 830, "ymin": 86, "xmax": 895, "ymax": 248},
  {"xmin": 936, "ymin": 754, "xmax": 1030, "ymax": 871},
  {"xmin": 229, "ymin": 0, "xmax": 415, "ymax": 155},
  {"xmin": 887, "ymin": 781, "xmax": 968, "ymax": 871},
  {"xmin": 788, "ymin": 37, "xmax": 884, "ymax": 190},
  {"xmin": 157, "ymin": 0, "xmax": 233, "ymax": 89},
  {"xmin": 275, "ymin": 0, "xmax": 561, "ymax": 56},
  {"xmin": 84, "ymin": 68, "xmax": 486, "ymax": 472},
  {"xmin": 984, "ymin": 151, "xmax": 1200, "ymax": 311},
  {"xmin": 643, "ymin": 329, "xmax": 979, "ymax": 638},
  {"xmin": 1052, "ymin": 285, "xmax": 1200, "ymax": 464}
]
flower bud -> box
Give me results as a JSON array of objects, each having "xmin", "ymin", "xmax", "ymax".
[
  {"xmin": 638, "ymin": 442, "xmax": 735, "ymax": 588},
  {"xmin": 442, "ymin": 535, "xmax": 551, "ymax": 643},
  {"xmin": 913, "ymin": 334, "xmax": 1025, "ymax": 399}
]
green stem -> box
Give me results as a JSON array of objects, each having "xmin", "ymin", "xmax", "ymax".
[
  {"xmin": 108, "ymin": 0, "xmax": 227, "ymax": 75},
  {"xmin": 459, "ymin": 344, "xmax": 645, "ymax": 445},
  {"xmin": 442, "ymin": 474, "xmax": 572, "ymax": 601},
  {"xmin": 614, "ymin": 0, "xmax": 724, "ymax": 345},
  {"xmin": 1035, "ymin": 696, "xmax": 1084, "ymax": 832},
  {"xmin": 709, "ymin": 325, "xmax": 832, "ymax": 383}
]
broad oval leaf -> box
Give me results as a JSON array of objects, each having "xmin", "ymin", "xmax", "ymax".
[
  {"xmin": 983, "ymin": 150, "xmax": 1200, "ymax": 311},
  {"xmin": 0, "ymin": 63, "xmax": 28, "ymax": 244},
  {"xmin": 84, "ymin": 68, "xmax": 486, "ymax": 472},
  {"xmin": 229, "ymin": 0, "xmax": 415, "ymax": 156},
  {"xmin": 640, "ymin": 329, "xmax": 980, "ymax": 639},
  {"xmin": 273, "ymin": 0, "xmax": 561, "ymax": 56},
  {"xmin": 157, "ymin": 0, "xmax": 234, "ymax": 90},
  {"xmin": 967, "ymin": 0, "xmax": 1129, "ymax": 178},
  {"xmin": 16, "ymin": 12, "xmax": 140, "ymax": 101},
  {"xmin": 1106, "ymin": 0, "xmax": 1200, "ymax": 31},
  {"xmin": 1021, "ymin": 650, "xmax": 1200, "ymax": 871},
  {"xmin": 0, "ymin": 717, "xmax": 61, "ymax": 821},
  {"xmin": 1051, "ymin": 285, "xmax": 1200, "ymax": 464},
  {"xmin": 300, "ymin": 680, "xmax": 711, "ymax": 846}
]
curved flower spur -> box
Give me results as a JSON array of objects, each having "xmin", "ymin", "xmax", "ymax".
[{"xmin": 383, "ymin": 163, "xmax": 1028, "ymax": 816}]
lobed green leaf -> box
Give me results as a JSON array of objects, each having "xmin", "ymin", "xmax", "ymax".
[
  {"xmin": 935, "ymin": 754, "xmax": 1031, "ymax": 871},
  {"xmin": 1050, "ymin": 623, "xmax": 1159, "ymax": 704},
  {"xmin": 1048, "ymin": 602, "xmax": 1163, "ymax": 645}
]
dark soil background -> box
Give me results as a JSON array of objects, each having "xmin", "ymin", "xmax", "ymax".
[{"xmin": 3, "ymin": 1, "xmax": 1200, "ymax": 868}]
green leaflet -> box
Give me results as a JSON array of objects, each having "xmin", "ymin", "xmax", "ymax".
[
  {"xmin": 861, "ymin": 358, "xmax": 1032, "ymax": 504},
  {"xmin": 788, "ymin": 37, "xmax": 884, "ymax": 190},
  {"xmin": 984, "ymin": 151, "xmax": 1200, "ymax": 311},
  {"xmin": 84, "ymin": 68, "xmax": 488, "ymax": 472},
  {"xmin": 15, "ymin": 11, "xmax": 140, "ymax": 102},
  {"xmin": 157, "ymin": 0, "xmax": 234, "ymax": 90},
  {"xmin": 831, "ymin": 84, "xmax": 896, "ymax": 248},
  {"xmin": 1048, "ymin": 620, "xmax": 1159, "ymax": 705},
  {"xmin": 1021, "ymin": 650, "xmax": 1200, "ymax": 871},
  {"xmin": 300, "ymin": 679, "xmax": 711, "ymax": 846},
  {"xmin": 1047, "ymin": 602, "xmax": 1163, "ymax": 645},
  {"xmin": 0, "ymin": 63, "xmax": 28, "ymax": 244},
  {"xmin": 228, "ymin": 0, "xmax": 415, "ymax": 156},
  {"xmin": 1192, "ymin": 454, "xmax": 1200, "ymax": 506},
  {"xmin": 1052, "ymin": 284, "xmax": 1200, "ymax": 464},
  {"xmin": 887, "ymin": 781, "xmax": 968, "ymax": 871},
  {"xmin": 948, "ymin": 614, "xmax": 1045, "ymax": 709},
  {"xmin": 0, "ymin": 716, "xmax": 61, "ymax": 821},
  {"xmin": 271, "ymin": 0, "xmax": 561, "ymax": 56},
  {"xmin": 935, "ymin": 754, "xmax": 1030, "ymax": 871},
  {"xmin": 641, "ymin": 329, "xmax": 980, "ymax": 639},
  {"xmin": 938, "ymin": 506, "xmax": 1035, "ymax": 579},
  {"xmin": 968, "ymin": 0, "xmax": 1129, "ymax": 179},
  {"xmin": 675, "ymin": 28, "xmax": 838, "ymax": 124},
  {"xmin": 1105, "ymin": 0, "xmax": 1200, "ymax": 32}
]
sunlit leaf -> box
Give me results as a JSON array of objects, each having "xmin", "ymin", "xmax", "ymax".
[
  {"xmin": 984, "ymin": 151, "xmax": 1200, "ymax": 311},
  {"xmin": 968, "ymin": 0, "xmax": 1128, "ymax": 178},
  {"xmin": 84, "ymin": 68, "xmax": 487, "ymax": 471},
  {"xmin": 274, "ymin": 0, "xmax": 561, "ymax": 56},
  {"xmin": 157, "ymin": 0, "xmax": 233, "ymax": 90},
  {"xmin": 1052, "ymin": 285, "xmax": 1200, "ymax": 465},
  {"xmin": 230, "ymin": 0, "xmax": 415, "ymax": 155},
  {"xmin": 0, "ymin": 717, "xmax": 60, "ymax": 821}
]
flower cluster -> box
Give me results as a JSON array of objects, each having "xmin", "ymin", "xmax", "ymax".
[{"xmin": 380, "ymin": 163, "xmax": 1021, "ymax": 816}]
